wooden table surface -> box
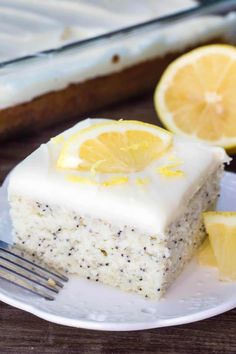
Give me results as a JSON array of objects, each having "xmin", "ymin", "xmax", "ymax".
[{"xmin": 0, "ymin": 94, "xmax": 235, "ymax": 354}]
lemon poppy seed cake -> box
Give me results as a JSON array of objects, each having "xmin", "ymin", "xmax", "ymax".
[{"xmin": 8, "ymin": 119, "xmax": 228, "ymax": 299}]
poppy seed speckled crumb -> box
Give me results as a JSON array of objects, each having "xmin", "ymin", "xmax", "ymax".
[{"xmin": 9, "ymin": 166, "xmax": 222, "ymax": 299}]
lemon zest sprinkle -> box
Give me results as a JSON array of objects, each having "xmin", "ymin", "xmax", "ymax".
[
  {"xmin": 136, "ymin": 178, "xmax": 150, "ymax": 185},
  {"xmin": 66, "ymin": 175, "xmax": 97, "ymax": 185},
  {"xmin": 102, "ymin": 176, "xmax": 129, "ymax": 187},
  {"xmin": 157, "ymin": 165, "xmax": 185, "ymax": 177}
]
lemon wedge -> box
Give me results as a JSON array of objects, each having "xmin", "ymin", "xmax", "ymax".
[
  {"xmin": 198, "ymin": 238, "xmax": 217, "ymax": 268},
  {"xmin": 154, "ymin": 45, "xmax": 236, "ymax": 151},
  {"xmin": 201, "ymin": 212, "xmax": 236, "ymax": 281},
  {"xmin": 57, "ymin": 120, "xmax": 172, "ymax": 173}
]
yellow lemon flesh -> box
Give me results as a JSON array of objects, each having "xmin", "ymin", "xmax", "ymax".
[
  {"xmin": 57, "ymin": 120, "xmax": 172, "ymax": 174},
  {"xmin": 154, "ymin": 45, "xmax": 236, "ymax": 151},
  {"xmin": 198, "ymin": 238, "xmax": 217, "ymax": 268},
  {"xmin": 202, "ymin": 212, "xmax": 236, "ymax": 281}
]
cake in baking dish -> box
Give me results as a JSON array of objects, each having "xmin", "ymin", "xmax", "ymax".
[
  {"xmin": 0, "ymin": 0, "xmax": 236, "ymax": 139},
  {"xmin": 7, "ymin": 118, "xmax": 229, "ymax": 299}
]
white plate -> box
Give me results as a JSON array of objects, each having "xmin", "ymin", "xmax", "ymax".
[{"xmin": 0, "ymin": 172, "xmax": 236, "ymax": 331}]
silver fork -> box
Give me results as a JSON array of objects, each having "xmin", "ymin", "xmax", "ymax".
[{"xmin": 0, "ymin": 241, "xmax": 68, "ymax": 300}]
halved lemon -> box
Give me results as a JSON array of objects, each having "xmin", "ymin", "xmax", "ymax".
[
  {"xmin": 202, "ymin": 212, "xmax": 236, "ymax": 281},
  {"xmin": 154, "ymin": 45, "xmax": 236, "ymax": 151},
  {"xmin": 57, "ymin": 120, "xmax": 172, "ymax": 173}
]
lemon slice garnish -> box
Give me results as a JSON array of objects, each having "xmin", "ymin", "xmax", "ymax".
[{"xmin": 57, "ymin": 120, "xmax": 172, "ymax": 173}]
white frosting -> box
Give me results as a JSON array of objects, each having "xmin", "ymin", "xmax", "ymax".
[
  {"xmin": 0, "ymin": 0, "xmax": 236, "ymax": 109},
  {"xmin": 8, "ymin": 118, "xmax": 228, "ymax": 234}
]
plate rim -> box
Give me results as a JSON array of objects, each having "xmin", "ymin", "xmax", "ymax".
[
  {"xmin": 0, "ymin": 171, "xmax": 235, "ymax": 331},
  {"xmin": 0, "ymin": 286, "xmax": 236, "ymax": 331}
]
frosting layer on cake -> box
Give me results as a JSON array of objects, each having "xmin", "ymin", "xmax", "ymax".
[{"xmin": 8, "ymin": 118, "xmax": 228, "ymax": 234}]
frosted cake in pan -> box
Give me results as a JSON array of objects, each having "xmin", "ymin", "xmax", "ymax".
[
  {"xmin": 0, "ymin": 0, "xmax": 236, "ymax": 139},
  {"xmin": 8, "ymin": 118, "xmax": 229, "ymax": 299}
]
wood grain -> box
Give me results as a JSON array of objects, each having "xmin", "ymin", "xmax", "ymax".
[{"xmin": 0, "ymin": 94, "xmax": 235, "ymax": 354}]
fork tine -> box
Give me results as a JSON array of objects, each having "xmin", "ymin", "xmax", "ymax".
[
  {"xmin": 0, "ymin": 274, "xmax": 54, "ymax": 301},
  {"xmin": 0, "ymin": 254, "xmax": 63, "ymax": 289},
  {"xmin": 0, "ymin": 249, "xmax": 64, "ymax": 288},
  {"xmin": 0, "ymin": 245, "xmax": 68, "ymax": 282},
  {"xmin": 0, "ymin": 263, "xmax": 59, "ymax": 293}
]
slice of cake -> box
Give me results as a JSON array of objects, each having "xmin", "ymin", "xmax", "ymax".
[
  {"xmin": 8, "ymin": 118, "xmax": 229, "ymax": 299},
  {"xmin": 1, "ymin": 0, "xmax": 236, "ymax": 139}
]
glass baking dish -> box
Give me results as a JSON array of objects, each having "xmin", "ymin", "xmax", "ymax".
[
  {"xmin": 1, "ymin": 0, "xmax": 236, "ymax": 66},
  {"xmin": 0, "ymin": 0, "xmax": 236, "ymax": 140}
]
